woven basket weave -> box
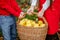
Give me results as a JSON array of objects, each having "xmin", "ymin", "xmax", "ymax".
[{"xmin": 17, "ymin": 17, "xmax": 48, "ymax": 40}]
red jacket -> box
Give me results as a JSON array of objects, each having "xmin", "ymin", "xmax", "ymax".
[
  {"xmin": 39, "ymin": 0, "xmax": 60, "ymax": 34},
  {"xmin": 39, "ymin": 0, "xmax": 60, "ymax": 11},
  {"xmin": 39, "ymin": 0, "xmax": 46, "ymax": 11},
  {"xmin": 0, "ymin": 0, "xmax": 22, "ymax": 17}
]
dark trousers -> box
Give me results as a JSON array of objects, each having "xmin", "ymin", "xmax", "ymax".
[{"xmin": 46, "ymin": 33, "xmax": 59, "ymax": 40}]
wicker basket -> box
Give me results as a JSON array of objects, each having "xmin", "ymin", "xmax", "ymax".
[{"xmin": 17, "ymin": 17, "xmax": 48, "ymax": 40}]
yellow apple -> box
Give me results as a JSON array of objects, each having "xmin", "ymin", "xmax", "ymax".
[
  {"xmin": 34, "ymin": 23, "xmax": 39, "ymax": 28},
  {"xmin": 40, "ymin": 24, "xmax": 45, "ymax": 27},
  {"xmin": 38, "ymin": 20, "xmax": 44, "ymax": 25},
  {"xmin": 25, "ymin": 20, "xmax": 32, "ymax": 27},
  {"xmin": 19, "ymin": 20, "xmax": 26, "ymax": 26}
]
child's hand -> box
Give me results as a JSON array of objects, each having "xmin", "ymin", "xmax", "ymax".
[
  {"xmin": 37, "ymin": 9, "xmax": 44, "ymax": 18},
  {"xmin": 27, "ymin": 6, "xmax": 34, "ymax": 15},
  {"xmin": 18, "ymin": 12, "xmax": 25, "ymax": 19}
]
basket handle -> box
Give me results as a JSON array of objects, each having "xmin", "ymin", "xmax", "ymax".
[
  {"xmin": 42, "ymin": 17, "xmax": 48, "ymax": 26},
  {"xmin": 17, "ymin": 18, "xmax": 21, "ymax": 24}
]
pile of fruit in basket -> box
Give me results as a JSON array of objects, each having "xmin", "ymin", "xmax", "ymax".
[{"xmin": 18, "ymin": 14, "xmax": 46, "ymax": 28}]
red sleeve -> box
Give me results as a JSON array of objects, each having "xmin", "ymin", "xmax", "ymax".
[
  {"xmin": 10, "ymin": 0, "xmax": 22, "ymax": 14},
  {"xmin": 39, "ymin": 0, "xmax": 46, "ymax": 11},
  {"xmin": 0, "ymin": 1, "xmax": 21, "ymax": 17}
]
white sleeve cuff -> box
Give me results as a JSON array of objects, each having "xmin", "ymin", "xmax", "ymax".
[
  {"xmin": 31, "ymin": 0, "xmax": 37, "ymax": 6},
  {"xmin": 43, "ymin": 0, "xmax": 50, "ymax": 11}
]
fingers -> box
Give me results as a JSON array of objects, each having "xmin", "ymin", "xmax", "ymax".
[
  {"xmin": 27, "ymin": 10, "xmax": 33, "ymax": 15},
  {"xmin": 19, "ymin": 12, "xmax": 25, "ymax": 19},
  {"xmin": 37, "ymin": 12, "xmax": 44, "ymax": 18},
  {"xmin": 27, "ymin": 7, "xmax": 34, "ymax": 15}
]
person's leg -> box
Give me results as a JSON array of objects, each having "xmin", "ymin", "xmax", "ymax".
[
  {"xmin": 0, "ymin": 16, "xmax": 15, "ymax": 40},
  {"xmin": 44, "ymin": 9, "xmax": 59, "ymax": 40},
  {"xmin": 10, "ymin": 23, "xmax": 17, "ymax": 40},
  {"xmin": 0, "ymin": 18, "xmax": 2, "ymax": 37},
  {"xmin": 46, "ymin": 33, "xmax": 59, "ymax": 40},
  {"xmin": 1, "ymin": 22, "xmax": 11, "ymax": 40},
  {"xmin": 10, "ymin": 16, "xmax": 17, "ymax": 40},
  {"xmin": 46, "ymin": 34, "xmax": 53, "ymax": 40},
  {"xmin": 53, "ymin": 33, "xmax": 59, "ymax": 40}
]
